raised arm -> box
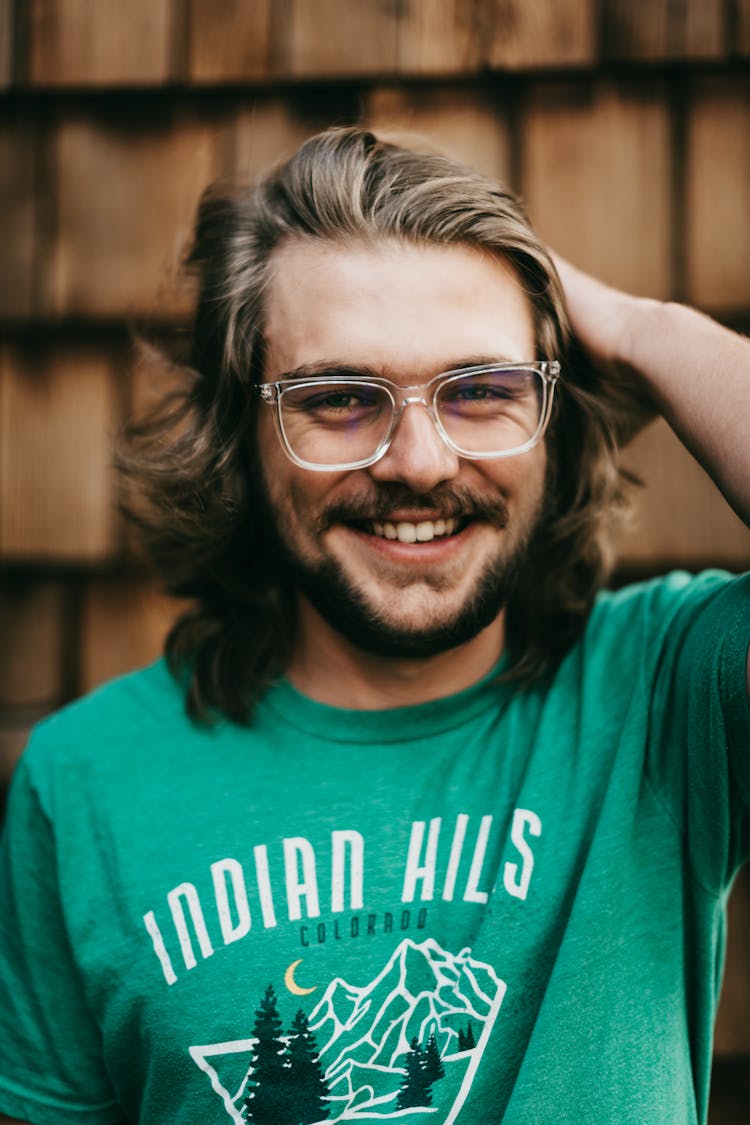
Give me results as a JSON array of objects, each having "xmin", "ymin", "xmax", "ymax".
[
  {"xmin": 555, "ymin": 255, "xmax": 750, "ymax": 700},
  {"xmin": 554, "ymin": 256, "xmax": 750, "ymax": 529}
]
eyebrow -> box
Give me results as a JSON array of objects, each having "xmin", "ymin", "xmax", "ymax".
[
  {"xmin": 272, "ymin": 355, "xmax": 526, "ymax": 382},
  {"xmin": 274, "ymin": 361, "xmax": 382, "ymax": 382}
]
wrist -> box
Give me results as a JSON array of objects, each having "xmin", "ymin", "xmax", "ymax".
[{"xmin": 612, "ymin": 293, "xmax": 666, "ymax": 372}]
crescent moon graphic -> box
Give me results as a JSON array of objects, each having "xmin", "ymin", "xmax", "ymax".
[{"xmin": 284, "ymin": 958, "xmax": 318, "ymax": 997}]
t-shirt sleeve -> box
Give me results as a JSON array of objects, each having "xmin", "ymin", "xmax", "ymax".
[
  {"xmin": 647, "ymin": 572, "xmax": 750, "ymax": 893},
  {"xmin": 0, "ymin": 740, "xmax": 122, "ymax": 1125}
]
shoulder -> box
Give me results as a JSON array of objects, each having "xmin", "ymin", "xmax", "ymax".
[
  {"xmin": 537, "ymin": 572, "xmax": 749, "ymax": 756},
  {"xmin": 36, "ymin": 658, "xmax": 184, "ymax": 740},
  {"xmin": 587, "ymin": 569, "xmax": 746, "ymax": 643},
  {"xmin": 563, "ymin": 570, "xmax": 748, "ymax": 688},
  {"xmin": 578, "ymin": 569, "xmax": 749, "ymax": 698},
  {"xmin": 16, "ymin": 659, "xmax": 199, "ymax": 802}
]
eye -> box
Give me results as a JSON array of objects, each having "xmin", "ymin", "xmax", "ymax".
[
  {"xmin": 281, "ymin": 382, "xmax": 387, "ymax": 426},
  {"xmin": 449, "ymin": 382, "xmax": 514, "ymax": 401},
  {"xmin": 440, "ymin": 369, "xmax": 538, "ymax": 407},
  {"xmin": 300, "ymin": 388, "xmax": 379, "ymax": 412},
  {"xmin": 441, "ymin": 378, "xmax": 521, "ymax": 411}
]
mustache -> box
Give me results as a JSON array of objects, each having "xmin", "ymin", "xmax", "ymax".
[{"xmin": 319, "ymin": 484, "xmax": 510, "ymax": 529}]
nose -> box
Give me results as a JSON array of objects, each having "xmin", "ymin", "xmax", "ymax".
[{"xmin": 368, "ymin": 400, "xmax": 461, "ymax": 492}]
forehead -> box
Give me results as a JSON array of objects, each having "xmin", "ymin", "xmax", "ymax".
[{"xmin": 263, "ymin": 238, "xmax": 536, "ymax": 380}]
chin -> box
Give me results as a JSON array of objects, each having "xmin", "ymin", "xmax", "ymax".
[
  {"xmin": 289, "ymin": 554, "xmax": 521, "ymax": 660},
  {"xmin": 331, "ymin": 612, "xmax": 501, "ymax": 660}
]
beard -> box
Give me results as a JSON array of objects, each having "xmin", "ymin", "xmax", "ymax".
[
  {"xmin": 261, "ymin": 481, "xmax": 541, "ymax": 660},
  {"xmin": 283, "ymin": 546, "xmax": 527, "ymax": 658}
]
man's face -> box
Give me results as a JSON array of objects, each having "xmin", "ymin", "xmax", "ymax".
[{"xmin": 257, "ymin": 237, "xmax": 548, "ymax": 658}]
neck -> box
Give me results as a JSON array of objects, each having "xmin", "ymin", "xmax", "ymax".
[{"xmin": 285, "ymin": 599, "xmax": 506, "ymax": 710}]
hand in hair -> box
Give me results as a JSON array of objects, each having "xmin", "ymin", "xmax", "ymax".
[
  {"xmin": 554, "ymin": 251, "xmax": 750, "ymax": 530},
  {"xmin": 552, "ymin": 253, "xmax": 657, "ymax": 444}
]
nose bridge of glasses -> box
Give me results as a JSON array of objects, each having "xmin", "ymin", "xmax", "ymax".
[
  {"xmin": 372, "ymin": 384, "xmax": 459, "ymax": 483},
  {"xmin": 399, "ymin": 391, "xmax": 431, "ymax": 408},
  {"xmin": 384, "ymin": 387, "xmax": 456, "ymax": 470},
  {"xmin": 391, "ymin": 388, "xmax": 440, "ymax": 435}
]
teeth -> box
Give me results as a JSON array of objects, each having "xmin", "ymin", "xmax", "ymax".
[
  {"xmin": 370, "ymin": 518, "xmax": 458, "ymax": 542},
  {"xmin": 397, "ymin": 523, "xmax": 417, "ymax": 543}
]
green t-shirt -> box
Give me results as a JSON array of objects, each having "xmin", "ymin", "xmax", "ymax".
[{"xmin": 0, "ymin": 571, "xmax": 748, "ymax": 1125}]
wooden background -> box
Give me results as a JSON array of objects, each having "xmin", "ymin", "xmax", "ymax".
[{"xmin": 1, "ymin": 2, "xmax": 749, "ymax": 1116}]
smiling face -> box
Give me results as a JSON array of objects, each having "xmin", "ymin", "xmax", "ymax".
[{"xmin": 257, "ymin": 237, "xmax": 548, "ymax": 665}]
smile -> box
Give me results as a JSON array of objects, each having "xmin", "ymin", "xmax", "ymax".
[{"xmin": 366, "ymin": 518, "xmax": 461, "ymax": 543}]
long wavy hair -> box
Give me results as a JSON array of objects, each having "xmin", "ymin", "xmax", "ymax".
[{"xmin": 119, "ymin": 126, "xmax": 639, "ymax": 722}]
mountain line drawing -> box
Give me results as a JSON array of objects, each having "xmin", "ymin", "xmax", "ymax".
[{"xmin": 189, "ymin": 937, "xmax": 506, "ymax": 1123}]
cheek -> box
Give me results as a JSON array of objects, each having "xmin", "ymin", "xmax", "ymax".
[
  {"xmin": 255, "ymin": 408, "xmax": 282, "ymax": 473},
  {"xmin": 482, "ymin": 447, "xmax": 547, "ymax": 500},
  {"xmin": 261, "ymin": 457, "xmax": 346, "ymax": 541},
  {"xmin": 256, "ymin": 411, "xmax": 349, "ymax": 520},
  {"xmin": 256, "ymin": 412, "xmax": 310, "ymax": 509}
]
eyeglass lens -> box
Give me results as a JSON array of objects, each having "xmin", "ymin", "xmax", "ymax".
[{"xmin": 278, "ymin": 367, "xmax": 545, "ymax": 467}]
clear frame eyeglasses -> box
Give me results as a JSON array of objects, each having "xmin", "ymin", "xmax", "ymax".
[{"xmin": 257, "ymin": 361, "xmax": 561, "ymax": 472}]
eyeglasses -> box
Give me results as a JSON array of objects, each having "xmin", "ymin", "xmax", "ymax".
[{"xmin": 257, "ymin": 361, "xmax": 561, "ymax": 472}]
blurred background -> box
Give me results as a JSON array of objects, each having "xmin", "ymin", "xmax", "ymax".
[{"xmin": 0, "ymin": 1, "xmax": 749, "ymax": 1117}]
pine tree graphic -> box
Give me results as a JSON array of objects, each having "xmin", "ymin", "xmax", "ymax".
[
  {"xmin": 394, "ymin": 1031, "xmax": 448, "ymax": 1111},
  {"xmin": 244, "ymin": 986, "xmax": 330, "ymax": 1124},
  {"xmin": 245, "ymin": 985, "xmax": 296, "ymax": 1124},
  {"xmin": 396, "ymin": 1036, "xmax": 432, "ymax": 1109},
  {"xmin": 457, "ymin": 1022, "xmax": 477, "ymax": 1051},
  {"xmin": 287, "ymin": 1010, "xmax": 329, "ymax": 1122},
  {"xmin": 423, "ymin": 1032, "xmax": 445, "ymax": 1087}
]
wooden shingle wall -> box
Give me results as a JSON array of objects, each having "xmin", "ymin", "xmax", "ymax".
[{"xmin": 1, "ymin": 3, "xmax": 749, "ymax": 1112}]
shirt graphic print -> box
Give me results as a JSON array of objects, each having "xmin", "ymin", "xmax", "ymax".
[{"xmin": 190, "ymin": 938, "xmax": 505, "ymax": 1122}]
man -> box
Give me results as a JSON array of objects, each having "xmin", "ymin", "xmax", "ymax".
[{"xmin": 0, "ymin": 127, "xmax": 748, "ymax": 1124}]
